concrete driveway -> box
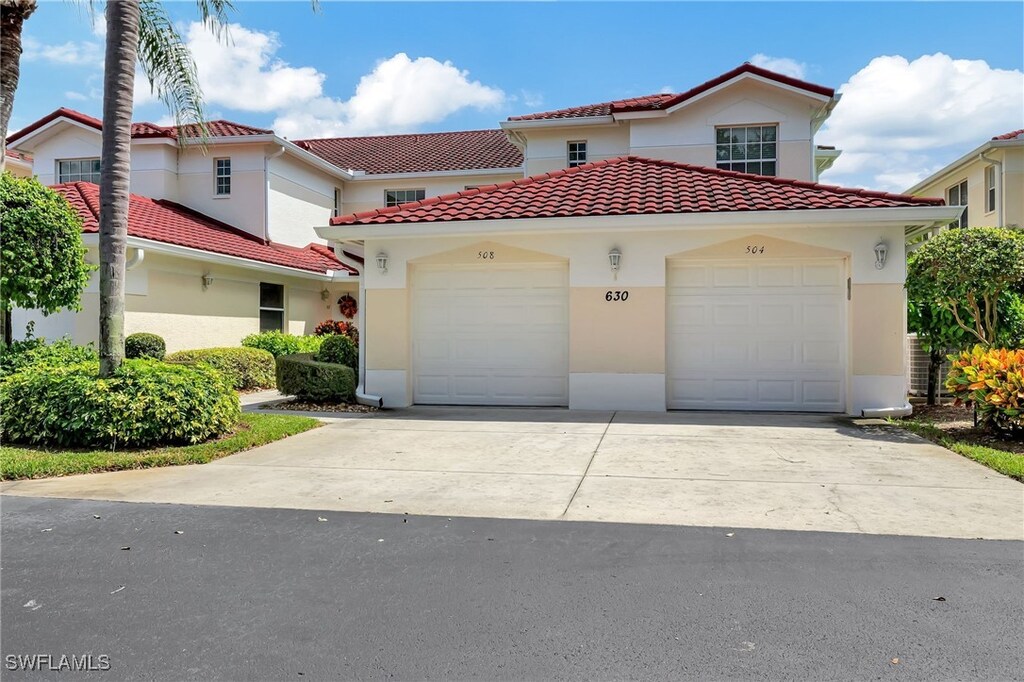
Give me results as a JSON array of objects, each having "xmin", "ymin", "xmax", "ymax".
[{"xmin": 3, "ymin": 408, "xmax": 1021, "ymax": 540}]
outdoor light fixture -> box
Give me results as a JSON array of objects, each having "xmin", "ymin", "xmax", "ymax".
[
  {"xmin": 201, "ymin": 273, "xmax": 213, "ymax": 290},
  {"xmin": 608, "ymin": 248, "xmax": 622, "ymax": 275},
  {"xmin": 874, "ymin": 242, "xmax": 888, "ymax": 270},
  {"xmin": 376, "ymin": 252, "xmax": 389, "ymax": 274}
]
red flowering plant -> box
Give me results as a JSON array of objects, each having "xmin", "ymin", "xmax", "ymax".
[
  {"xmin": 314, "ymin": 319, "xmax": 359, "ymax": 344},
  {"xmin": 337, "ymin": 294, "xmax": 358, "ymax": 320}
]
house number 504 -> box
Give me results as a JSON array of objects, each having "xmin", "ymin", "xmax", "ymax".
[
  {"xmin": 605, "ymin": 290, "xmax": 629, "ymax": 301},
  {"xmin": 746, "ymin": 245, "xmax": 765, "ymax": 254}
]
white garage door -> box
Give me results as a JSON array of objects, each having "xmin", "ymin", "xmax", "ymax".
[
  {"xmin": 412, "ymin": 263, "xmax": 569, "ymax": 406},
  {"xmin": 667, "ymin": 259, "xmax": 846, "ymax": 412}
]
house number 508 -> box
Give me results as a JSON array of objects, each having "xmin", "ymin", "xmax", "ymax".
[
  {"xmin": 605, "ymin": 290, "xmax": 629, "ymax": 301},
  {"xmin": 477, "ymin": 251, "xmax": 495, "ymax": 259}
]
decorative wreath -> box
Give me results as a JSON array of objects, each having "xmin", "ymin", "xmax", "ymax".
[{"xmin": 338, "ymin": 294, "xmax": 358, "ymax": 320}]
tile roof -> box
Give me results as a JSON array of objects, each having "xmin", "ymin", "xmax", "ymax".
[
  {"xmin": 331, "ymin": 156, "xmax": 943, "ymax": 226},
  {"xmin": 992, "ymin": 129, "xmax": 1024, "ymax": 140},
  {"xmin": 53, "ymin": 182, "xmax": 355, "ymax": 275},
  {"xmin": 293, "ymin": 129, "xmax": 523, "ymax": 175},
  {"xmin": 508, "ymin": 63, "xmax": 835, "ymax": 122},
  {"xmin": 7, "ymin": 107, "xmax": 271, "ymax": 145}
]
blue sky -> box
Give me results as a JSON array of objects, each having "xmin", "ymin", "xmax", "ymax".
[{"xmin": 12, "ymin": 1, "xmax": 1024, "ymax": 190}]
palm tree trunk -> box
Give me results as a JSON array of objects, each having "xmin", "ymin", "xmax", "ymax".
[
  {"xmin": 98, "ymin": 0, "xmax": 141, "ymax": 377},
  {"xmin": 0, "ymin": 0, "xmax": 37, "ymax": 170}
]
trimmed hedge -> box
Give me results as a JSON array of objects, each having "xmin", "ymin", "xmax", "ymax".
[
  {"xmin": 315, "ymin": 334, "xmax": 358, "ymax": 370},
  {"xmin": 276, "ymin": 353, "xmax": 355, "ymax": 402},
  {"xmin": 0, "ymin": 359, "xmax": 240, "ymax": 448},
  {"xmin": 946, "ymin": 346, "xmax": 1024, "ymax": 436},
  {"xmin": 242, "ymin": 331, "xmax": 324, "ymax": 358},
  {"xmin": 125, "ymin": 333, "xmax": 166, "ymax": 360},
  {"xmin": 166, "ymin": 347, "xmax": 276, "ymax": 390},
  {"xmin": 0, "ymin": 338, "xmax": 98, "ymax": 378}
]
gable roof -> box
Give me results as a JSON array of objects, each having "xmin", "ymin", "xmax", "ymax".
[
  {"xmin": 508, "ymin": 63, "xmax": 835, "ymax": 122},
  {"xmin": 992, "ymin": 129, "xmax": 1024, "ymax": 141},
  {"xmin": 293, "ymin": 130, "xmax": 523, "ymax": 175},
  {"xmin": 6, "ymin": 107, "xmax": 272, "ymax": 145},
  {"xmin": 53, "ymin": 182, "xmax": 355, "ymax": 275},
  {"xmin": 331, "ymin": 156, "xmax": 943, "ymax": 226}
]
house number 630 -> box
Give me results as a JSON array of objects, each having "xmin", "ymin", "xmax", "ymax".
[{"xmin": 605, "ymin": 290, "xmax": 629, "ymax": 301}]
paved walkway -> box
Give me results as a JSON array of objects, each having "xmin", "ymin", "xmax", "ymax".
[{"xmin": 3, "ymin": 408, "xmax": 1021, "ymax": 539}]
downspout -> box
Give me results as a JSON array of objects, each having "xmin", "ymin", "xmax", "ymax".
[
  {"xmin": 347, "ymin": 243, "xmax": 383, "ymax": 408},
  {"xmin": 126, "ymin": 248, "xmax": 145, "ymax": 270},
  {"xmin": 979, "ymin": 149, "xmax": 1003, "ymax": 227},
  {"xmin": 264, "ymin": 145, "xmax": 286, "ymax": 242}
]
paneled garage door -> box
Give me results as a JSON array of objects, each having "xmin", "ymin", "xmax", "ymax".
[
  {"xmin": 412, "ymin": 263, "xmax": 569, "ymax": 406},
  {"xmin": 667, "ymin": 259, "xmax": 846, "ymax": 412}
]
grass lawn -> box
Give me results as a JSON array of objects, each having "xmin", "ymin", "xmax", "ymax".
[
  {"xmin": 895, "ymin": 404, "xmax": 1023, "ymax": 482},
  {"xmin": 0, "ymin": 413, "xmax": 320, "ymax": 481}
]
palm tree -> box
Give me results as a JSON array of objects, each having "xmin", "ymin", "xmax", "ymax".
[
  {"xmin": 0, "ymin": 0, "xmax": 37, "ymax": 168},
  {"xmin": 98, "ymin": 0, "xmax": 230, "ymax": 375}
]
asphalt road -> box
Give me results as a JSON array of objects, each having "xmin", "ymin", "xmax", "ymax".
[{"xmin": 2, "ymin": 496, "xmax": 1022, "ymax": 681}]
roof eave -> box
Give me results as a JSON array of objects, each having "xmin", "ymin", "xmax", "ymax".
[
  {"xmin": 500, "ymin": 115, "xmax": 617, "ymax": 130},
  {"xmin": 348, "ymin": 166, "xmax": 525, "ymax": 182},
  {"xmin": 317, "ymin": 205, "xmax": 960, "ymax": 242},
  {"xmin": 904, "ymin": 138, "xmax": 1023, "ymax": 195},
  {"xmin": 663, "ymin": 73, "xmax": 833, "ymax": 116}
]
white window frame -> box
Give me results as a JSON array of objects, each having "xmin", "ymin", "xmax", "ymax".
[
  {"xmin": 56, "ymin": 157, "xmax": 102, "ymax": 184},
  {"xmin": 715, "ymin": 125, "xmax": 778, "ymax": 176},
  {"xmin": 333, "ymin": 187, "xmax": 342, "ymax": 218},
  {"xmin": 384, "ymin": 188, "xmax": 425, "ymax": 208},
  {"xmin": 567, "ymin": 140, "xmax": 587, "ymax": 168},
  {"xmin": 259, "ymin": 282, "xmax": 285, "ymax": 332},
  {"xmin": 214, "ymin": 157, "xmax": 231, "ymax": 197},
  {"xmin": 985, "ymin": 166, "xmax": 996, "ymax": 214},
  {"xmin": 947, "ymin": 179, "xmax": 968, "ymax": 228}
]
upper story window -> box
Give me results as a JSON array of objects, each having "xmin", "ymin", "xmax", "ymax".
[
  {"xmin": 567, "ymin": 141, "xmax": 587, "ymax": 167},
  {"xmin": 333, "ymin": 187, "xmax": 342, "ymax": 217},
  {"xmin": 215, "ymin": 158, "xmax": 231, "ymax": 196},
  {"xmin": 947, "ymin": 179, "xmax": 968, "ymax": 228},
  {"xmin": 259, "ymin": 283, "xmax": 284, "ymax": 332},
  {"xmin": 985, "ymin": 166, "xmax": 996, "ymax": 214},
  {"xmin": 385, "ymin": 188, "xmax": 425, "ymax": 207},
  {"xmin": 716, "ymin": 125, "xmax": 777, "ymax": 176},
  {"xmin": 58, "ymin": 158, "xmax": 101, "ymax": 184}
]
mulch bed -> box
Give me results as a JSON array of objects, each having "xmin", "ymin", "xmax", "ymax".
[
  {"xmin": 904, "ymin": 403, "xmax": 1024, "ymax": 454},
  {"xmin": 263, "ymin": 399, "xmax": 379, "ymax": 414}
]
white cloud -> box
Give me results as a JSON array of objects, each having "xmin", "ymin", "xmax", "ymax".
[
  {"xmin": 64, "ymin": 91, "xmax": 88, "ymax": 101},
  {"xmin": 658, "ymin": 85, "xmax": 675, "ymax": 94},
  {"xmin": 749, "ymin": 54, "xmax": 807, "ymax": 80},
  {"xmin": 271, "ymin": 52, "xmax": 505, "ymax": 138},
  {"xmin": 22, "ymin": 36, "xmax": 103, "ymax": 68},
  {"xmin": 818, "ymin": 53, "xmax": 1024, "ymax": 191}
]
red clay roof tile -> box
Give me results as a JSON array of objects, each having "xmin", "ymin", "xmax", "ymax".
[
  {"xmin": 330, "ymin": 156, "xmax": 943, "ymax": 226},
  {"xmin": 992, "ymin": 129, "xmax": 1024, "ymax": 140},
  {"xmin": 53, "ymin": 182, "xmax": 354, "ymax": 275}
]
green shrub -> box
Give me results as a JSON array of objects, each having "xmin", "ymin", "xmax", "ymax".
[
  {"xmin": 125, "ymin": 333, "xmax": 166, "ymax": 360},
  {"xmin": 0, "ymin": 359, "xmax": 240, "ymax": 448},
  {"xmin": 276, "ymin": 353, "xmax": 355, "ymax": 402},
  {"xmin": 0, "ymin": 338, "xmax": 98, "ymax": 378},
  {"xmin": 946, "ymin": 346, "xmax": 1024, "ymax": 436},
  {"xmin": 166, "ymin": 347, "xmax": 276, "ymax": 390},
  {"xmin": 241, "ymin": 331, "xmax": 324, "ymax": 357},
  {"xmin": 315, "ymin": 334, "xmax": 358, "ymax": 369}
]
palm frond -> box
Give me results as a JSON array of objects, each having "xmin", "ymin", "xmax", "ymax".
[
  {"xmin": 136, "ymin": 0, "xmax": 208, "ymax": 148},
  {"xmin": 194, "ymin": 0, "xmax": 234, "ymax": 41}
]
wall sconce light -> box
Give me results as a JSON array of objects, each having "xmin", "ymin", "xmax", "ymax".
[
  {"xmin": 376, "ymin": 252, "xmax": 389, "ymax": 274},
  {"xmin": 320, "ymin": 288, "xmax": 330, "ymax": 301},
  {"xmin": 202, "ymin": 273, "xmax": 213, "ymax": 290},
  {"xmin": 873, "ymin": 242, "xmax": 888, "ymax": 270},
  {"xmin": 608, "ymin": 248, "xmax": 622, "ymax": 278}
]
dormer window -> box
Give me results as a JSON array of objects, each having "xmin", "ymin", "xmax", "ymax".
[
  {"xmin": 215, "ymin": 158, "xmax": 231, "ymax": 196},
  {"xmin": 716, "ymin": 126, "xmax": 777, "ymax": 176},
  {"xmin": 385, "ymin": 189, "xmax": 425, "ymax": 207},
  {"xmin": 568, "ymin": 141, "xmax": 587, "ymax": 167},
  {"xmin": 57, "ymin": 158, "xmax": 101, "ymax": 184}
]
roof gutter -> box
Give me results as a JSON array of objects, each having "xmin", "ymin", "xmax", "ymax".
[{"xmin": 500, "ymin": 115, "xmax": 616, "ymax": 131}]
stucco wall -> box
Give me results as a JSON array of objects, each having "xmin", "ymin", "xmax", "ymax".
[
  {"xmin": 522, "ymin": 126, "xmax": 630, "ymax": 176},
  {"xmin": 267, "ymin": 153, "xmax": 338, "ymax": 247},
  {"xmin": 342, "ymin": 172, "xmax": 523, "ymax": 216},
  {"xmin": 911, "ymin": 145, "xmax": 1024, "ymax": 227},
  {"xmin": 176, "ymin": 144, "xmax": 268, "ymax": 240},
  {"xmin": 359, "ymin": 224, "xmax": 907, "ymax": 413}
]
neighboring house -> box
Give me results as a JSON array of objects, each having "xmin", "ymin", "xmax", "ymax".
[
  {"xmin": 4, "ymin": 149, "xmax": 32, "ymax": 177},
  {"xmin": 8, "ymin": 63, "xmax": 962, "ymax": 414},
  {"xmin": 905, "ymin": 129, "xmax": 1024, "ymax": 237}
]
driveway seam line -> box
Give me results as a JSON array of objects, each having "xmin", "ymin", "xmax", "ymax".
[
  {"xmin": 583, "ymin": 473, "xmax": 1019, "ymax": 490},
  {"xmin": 560, "ymin": 411, "xmax": 616, "ymax": 517}
]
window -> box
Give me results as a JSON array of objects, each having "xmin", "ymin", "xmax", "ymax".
[
  {"xmin": 464, "ymin": 185, "xmax": 479, "ymax": 191},
  {"xmin": 715, "ymin": 125, "xmax": 778, "ymax": 176},
  {"xmin": 947, "ymin": 179, "xmax": 968, "ymax": 228},
  {"xmin": 333, "ymin": 187, "xmax": 342, "ymax": 218},
  {"xmin": 57, "ymin": 158, "xmax": 101, "ymax": 184},
  {"xmin": 385, "ymin": 189, "xmax": 425, "ymax": 207},
  {"xmin": 214, "ymin": 158, "xmax": 231, "ymax": 196},
  {"xmin": 259, "ymin": 283, "xmax": 284, "ymax": 332},
  {"xmin": 567, "ymin": 141, "xmax": 587, "ymax": 167},
  {"xmin": 985, "ymin": 166, "xmax": 997, "ymax": 214}
]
